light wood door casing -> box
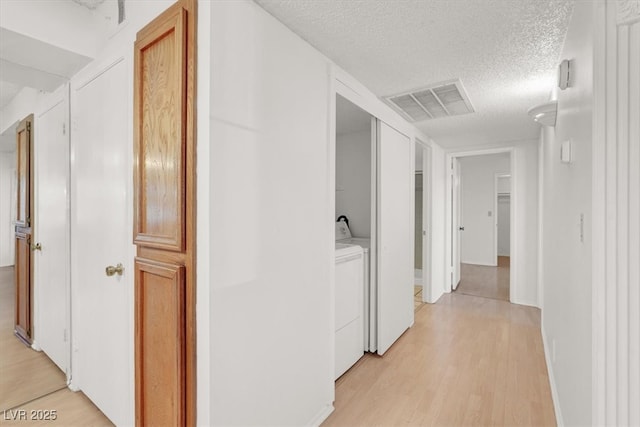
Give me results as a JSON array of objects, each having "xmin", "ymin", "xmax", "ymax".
[
  {"xmin": 15, "ymin": 117, "xmax": 32, "ymax": 228},
  {"xmin": 133, "ymin": 7, "xmax": 186, "ymax": 252},
  {"xmin": 14, "ymin": 231, "xmax": 31, "ymax": 342},
  {"xmin": 135, "ymin": 259, "xmax": 185, "ymax": 426},
  {"xmin": 133, "ymin": 1, "xmax": 196, "ymax": 425},
  {"xmin": 14, "ymin": 114, "xmax": 34, "ymax": 344}
]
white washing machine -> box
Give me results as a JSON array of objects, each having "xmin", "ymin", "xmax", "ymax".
[
  {"xmin": 335, "ymin": 221, "xmax": 375, "ymax": 352},
  {"xmin": 334, "ymin": 242, "xmax": 364, "ymax": 379}
]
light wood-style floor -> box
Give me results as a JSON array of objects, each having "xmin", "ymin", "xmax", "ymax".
[
  {"xmin": 414, "ymin": 285, "xmax": 424, "ymax": 310},
  {"xmin": 456, "ymin": 256, "xmax": 510, "ymax": 301},
  {"xmin": 323, "ymin": 291, "xmax": 555, "ymax": 426},
  {"xmin": 0, "ymin": 266, "xmax": 112, "ymax": 426}
]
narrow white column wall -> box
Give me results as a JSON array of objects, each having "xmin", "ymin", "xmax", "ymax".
[
  {"xmin": 540, "ymin": 1, "xmax": 594, "ymax": 424},
  {"xmin": 208, "ymin": 2, "xmax": 334, "ymax": 424}
]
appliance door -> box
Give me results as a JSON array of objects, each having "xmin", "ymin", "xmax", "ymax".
[{"xmin": 376, "ymin": 121, "xmax": 414, "ymax": 355}]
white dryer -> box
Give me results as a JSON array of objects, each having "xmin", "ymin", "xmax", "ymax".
[
  {"xmin": 335, "ymin": 221, "xmax": 376, "ymax": 352},
  {"xmin": 334, "ymin": 242, "xmax": 364, "ymax": 379}
]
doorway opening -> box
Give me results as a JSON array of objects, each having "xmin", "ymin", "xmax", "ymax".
[
  {"xmin": 448, "ymin": 151, "xmax": 513, "ymax": 302},
  {"xmin": 413, "ymin": 140, "xmax": 431, "ymax": 310}
]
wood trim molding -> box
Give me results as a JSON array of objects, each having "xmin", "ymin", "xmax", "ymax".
[
  {"xmin": 617, "ymin": 0, "xmax": 640, "ymax": 25},
  {"xmin": 133, "ymin": 0, "xmax": 196, "ymax": 425},
  {"xmin": 133, "ymin": 6, "xmax": 187, "ymax": 252}
]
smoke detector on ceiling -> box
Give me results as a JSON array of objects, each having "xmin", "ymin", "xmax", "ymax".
[{"xmin": 384, "ymin": 79, "xmax": 475, "ymax": 122}]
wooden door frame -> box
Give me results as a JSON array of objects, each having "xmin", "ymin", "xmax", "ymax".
[{"xmin": 14, "ymin": 114, "xmax": 34, "ymax": 346}]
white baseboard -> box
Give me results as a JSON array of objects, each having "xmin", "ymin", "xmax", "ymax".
[
  {"xmin": 510, "ymin": 297, "xmax": 540, "ymax": 309},
  {"xmin": 307, "ymin": 403, "xmax": 334, "ymax": 427},
  {"xmin": 460, "ymin": 260, "xmax": 497, "ymax": 267},
  {"xmin": 541, "ymin": 318, "xmax": 564, "ymax": 427}
]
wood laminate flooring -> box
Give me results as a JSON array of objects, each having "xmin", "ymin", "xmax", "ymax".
[
  {"xmin": 456, "ymin": 256, "xmax": 510, "ymax": 301},
  {"xmin": 0, "ymin": 266, "xmax": 112, "ymax": 426},
  {"xmin": 323, "ymin": 291, "xmax": 555, "ymax": 426},
  {"xmin": 414, "ymin": 285, "xmax": 424, "ymax": 311}
]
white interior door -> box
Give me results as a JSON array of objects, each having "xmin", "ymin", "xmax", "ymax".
[
  {"xmin": 376, "ymin": 121, "xmax": 413, "ymax": 355},
  {"xmin": 72, "ymin": 57, "xmax": 132, "ymax": 426},
  {"xmin": 451, "ymin": 158, "xmax": 461, "ymax": 290},
  {"xmin": 35, "ymin": 85, "xmax": 70, "ymax": 375},
  {"xmin": 421, "ymin": 144, "xmax": 431, "ymax": 302}
]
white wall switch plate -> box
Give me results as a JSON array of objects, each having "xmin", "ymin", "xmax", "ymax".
[{"xmin": 561, "ymin": 139, "xmax": 573, "ymax": 164}]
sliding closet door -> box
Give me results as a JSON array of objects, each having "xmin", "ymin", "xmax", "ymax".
[{"xmin": 376, "ymin": 121, "xmax": 413, "ymax": 355}]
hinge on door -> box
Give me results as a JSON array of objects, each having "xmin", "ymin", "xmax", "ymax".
[
  {"xmin": 63, "ymin": 329, "xmax": 68, "ymax": 342},
  {"xmin": 27, "ymin": 122, "xmax": 31, "ymax": 131},
  {"xmin": 62, "ymin": 123, "xmax": 66, "ymax": 135}
]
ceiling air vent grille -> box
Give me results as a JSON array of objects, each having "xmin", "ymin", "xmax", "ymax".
[{"xmin": 385, "ymin": 79, "xmax": 475, "ymax": 122}]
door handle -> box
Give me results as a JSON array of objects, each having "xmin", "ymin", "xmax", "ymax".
[
  {"xmin": 31, "ymin": 243, "xmax": 42, "ymax": 251},
  {"xmin": 105, "ymin": 263, "xmax": 124, "ymax": 277},
  {"xmin": 459, "ymin": 227, "xmax": 465, "ymax": 231}
]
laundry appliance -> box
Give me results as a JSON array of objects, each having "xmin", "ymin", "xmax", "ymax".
[{"xmin": 335, "ymin": 219, "xmax": 376, "ymax": 352}]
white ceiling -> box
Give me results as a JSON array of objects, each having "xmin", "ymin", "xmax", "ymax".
[{"xmin": 254, "ymin": 0, "xmax": 574, "ymax": 148}]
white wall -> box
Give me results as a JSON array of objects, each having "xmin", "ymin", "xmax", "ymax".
[
  {"xmin": 208, "ymin": 1, "xmax": 333, "ymax": 424},
  {"xmin": 0, "ymin": 88, "xmax": 38, "ymax": 135},
  {"xmin": 0, "ymin": 0, "xmax": 97, "ymax": 58},
  {"xmin": 511, "ymin": 141, "xmax": 539, "ymax": 305},
  {"xmin": 0, "ymin": 152, "xmax": 16, "ymax": 266},
  {"xmin": 540, "ymin": 1, "xmax": 593, "ymax": 425},
  {"xmin": 415, "ymin": 173, "xmax": 422, "ymax": 269},
  {"xmin": 459, "ymin": 153, "xmax": 510, "ymax": 266},
  {"xmin": 497, "ymin": 176, "xmax": 511, "ymax": 257},
  {"xmin": 427, "ymin": 143, "xmax": 447, "ymax": 303},
  {"xmin": 336, "ymin": 129, "xmax": 371, "ymax": 238}
]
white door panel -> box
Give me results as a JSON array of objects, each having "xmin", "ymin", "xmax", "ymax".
[
  {"xmin": 376, "ymin": 121, "xmax": 413, "ymax": 355},
  {"xmin": 72, "ymin": 58, "xmax": 132, "ymax": 426},
  {"xmin": 421, "ymin": 145, "xmax": 431, "ymax": 302},
  {"xmin": 452, "ymin": 158, "xmax": 461, "ymax": 289},
  {"xmin": 35, "ymin": 88, "xmax": 70, "ymax": 375}
]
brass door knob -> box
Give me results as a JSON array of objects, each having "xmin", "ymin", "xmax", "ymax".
[
  {"xmin": 31, "ymin": 243, "xmax": 42, "ymax": 251},
  {"xmin": 105, "ymin": 263, "xmax": 124, "ymax": 277}
]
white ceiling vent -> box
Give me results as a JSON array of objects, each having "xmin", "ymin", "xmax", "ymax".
[{"xmin": 385, "ymin": 79, "xmax": 475, "ymax": 122}]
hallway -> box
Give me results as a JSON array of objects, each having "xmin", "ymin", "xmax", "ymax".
[
  {"xmin": 456, "ymin": 257, "xmax": 511, "ymax": 301},
  {"xmin": 323, "ymin": 292, "xmax": 554, "ymax": 426},
  {"xmin": 0, "ymin": 267, "xmax": 111, "ymax": 426}
]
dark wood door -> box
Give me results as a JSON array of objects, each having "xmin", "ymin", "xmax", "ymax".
[
  {"xmin": 133, "ymin": 1, "xmax": 196, "ymax": 425},
  {"xmin": 14, "ymin": 114, "xmax": 34, "ymax": 345}
]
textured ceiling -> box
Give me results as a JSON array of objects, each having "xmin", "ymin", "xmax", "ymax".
[{"xmin": 254, "ymin": 0, "xmax": 574, "ymax": 148}]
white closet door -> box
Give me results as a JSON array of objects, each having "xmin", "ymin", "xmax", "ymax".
[
  {"xmin": 452, "ymin": 158, "xmax": 461, "ymax": 289},
  {"xmin": 35, "ymin": 85, "xmax": 70, "ymax": 375},
  {"xmin": 72, "ymin": 57, "xmax": 132, "ymax": 426},
  {"xmin": 376, "ymin": 121, "xmax": 413, "ymax": 355}
]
